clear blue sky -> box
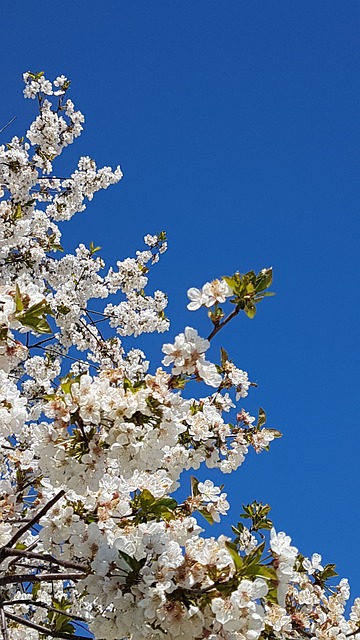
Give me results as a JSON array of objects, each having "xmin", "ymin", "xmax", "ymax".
[{"xmin": 2, "ymin": 0, "xmax": 359, "ymax": 606}]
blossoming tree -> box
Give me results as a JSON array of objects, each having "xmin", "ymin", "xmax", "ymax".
[{"xmin": 0, "ymin": 72, "xmax": 358, "ymax": 640}]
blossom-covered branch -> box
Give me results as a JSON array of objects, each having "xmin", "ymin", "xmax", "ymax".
[{"xmin": 0, "ymin": 71, "xmax": 358, "ymax": 640}]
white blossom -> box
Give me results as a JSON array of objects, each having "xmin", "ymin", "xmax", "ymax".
[{"xmin": 0, "ymin": 71, "xmax": 355, "ymax": 640}]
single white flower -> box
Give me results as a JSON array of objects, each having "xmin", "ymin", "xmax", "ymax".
[
  {"xmin": 197, "ymin": 358, "xmax": 222, "ymax": 387},
  {"xmin": 187, "ymin": 287, "xmax": 206, "ymax": 311},
  {"xmin": 197, "ymin": 479, "xmax": 221, "ymax": 502}
]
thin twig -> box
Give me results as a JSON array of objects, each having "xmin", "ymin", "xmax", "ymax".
[
  {"xmin": 0, "ymin": 571, "xmax": 85, "ymax": 587},
  {"xmin": 29, "ymin": 335, "xmax": 55, "ymax": 349},
  {"xmin": 7, "ymin": 539, "xmax": 38, "ymax": 568},
  {"xmin": 0, "ymin": 117, "xmax": 17, "ymax": 135},
  {"xmin": 0, "ymin": 605, "xmax": 9, "ymax": 640},
  {"xmin": 207, "ymin": 305, "xmax": 241, "ymax": 341},
  {"xmin": 7, "ymin": 563, "xmax": 46, "ymax": 571},
  {"xmin": 32, "ymin": 343, "xmax": 99, "ymax": 370},
  {"xmin": 77, "ymin": 317, "xmax": 103, "ymax": 348},
  {"xmin": 4, "ymin": 611, "xmax": 90, "ymax": 639},
  {"xmin": 85, "ymin": 309, "xmax": 106, "ymax": 342},
  {"xmin": 2, "ymin": 548, "xmax": 88, "ymax": 572},
  {"xmin": 3, "ymin": 599, "xmax": 86, "ymax": 622},
  {"xmin": 0, "ymin": 490, "xmax": 65, "ymax": 553}
]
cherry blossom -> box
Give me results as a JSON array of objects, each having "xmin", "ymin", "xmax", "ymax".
[{"xmin": 0, "ymin": 71, "xmax": 357, "ymax": 640}]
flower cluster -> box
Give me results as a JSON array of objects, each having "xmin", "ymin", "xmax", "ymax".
[
  {"xmin": 162, "ymin": 326, "xmax": 222, "ymax": 387},
  {"xmin": 0, "ymin": 72, "xmax": 358, "ymax": 640},
  {"xmin": 187, "ymin": 278, "xmax": 233, "ymax": 310}
]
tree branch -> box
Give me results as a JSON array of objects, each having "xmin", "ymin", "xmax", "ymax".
[
  {"xmin": 7, "ymin": 539, "xmax": 38, "ymax": 568},
  {"xmin": 0, "ymin": 117, "xmax": 16, "ymax": 135},
  {"xmin": 207, "ymin": 305, "xmax": 241, "ymax": 341},
  {"xmin": 0, "ymin": 605, "xmax": 9, "ymax": 640},
  {"xmin": 2, "ymin": 548, "xmax": 88, "ymax": 572},
  {"xmin": 4, "ymin": 611, "xmax": 91, "ymax": 640},
  {"xmin": 0, "ymin": 572, "xmax": 85, "ymax": 587},
  {"xmin": 3, "ymin": 599, "xmax": 86, "ymax": 622},
  {"xmin": 0, "ymin": 490, "xmax": 65, "ymax": 554}
]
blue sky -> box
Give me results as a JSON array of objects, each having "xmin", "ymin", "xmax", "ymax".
[{"xmin": 2, "ymin": 0, "xmax": 360, "ymax": 607}]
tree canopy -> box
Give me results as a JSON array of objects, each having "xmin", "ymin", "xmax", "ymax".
[{"xmin": 0, "ymin": 71, "xmax": 358, "ymax": 640}]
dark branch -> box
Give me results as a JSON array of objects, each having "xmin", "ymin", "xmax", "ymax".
[
  {"xmin": 3, "ymin": 599, "xmax": 86, "ymax": 622},
  {"xmin": 0, "ymin": 605, "xmax": 9, "ymax": 640},
  {"xmin": 2, "ymin": 548, "xmax": 88, "ymax": 572},
  {"xmin": 7, "ymin": 539, "xmax": 38, "ymax": 568},
  {"xmin": 0, "ymin": 490, "xmax": 65, "ymax": 554},
  {"xmin": 5, "ymin": 611, "xmax": 91, "ymax": 640},
  {"xmin": 0, "ymin": 571, "xmax": 85, "ymax": 587},
  {"xmin": 207, "ymin": 305, "xmax": 241, "ymax": 341}
]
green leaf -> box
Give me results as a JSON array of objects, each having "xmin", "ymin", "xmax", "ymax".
[
  {"xmin": 225, "ymin": 540, "xmax": 244, "ymax": 571},
  {"xmin": 14, "ymin": 542, "xmax": 27, "ymax": 550},
  {"xmin": 55, "ymin": 616, "xmax": 76, "ymax": 633},
  {"xmin": 57, "ymin": 304, "xmax": 71, "ymax": 315},
  {"xmin": 118, "ymin": 549, "xmax": 137, "ymax": 571},
  {"xmin": 89, "ymin": 241, "xmax": 102, "ymax": 256},
  {"xmin": 220, "ymin": 347, "xmax": 229, "ymax": 367},
  {"xmin": 244, "ymin": 302, "xmax": 256, "ymax": 319},
  {"xmin": 197, "ymin": 507, "xmax": 214, "ymax": 525},
  {"xmin": 16, "ymin": 297, "xmax": 53, "ymax": 334},
  {"xmin": 60, "ymin": 373, "xmax": 81, "ymax": 394},
  {"xmin": 32, "ymin": 581, "xmax": 41, "ymax": 600},
  {"xmin": 14, "ymin": 284, "xmax": 23, "ymax": 312},
  {"xmin": 231, "ymin": 522, "xmax": 244, "ymax": 538},
  {"xmin": 264, "ymin": 428, "xmax": 282, "ymax": 439},
  {"xmin": 20, "ymin": 315, "xmax": 52, "ymax": 334},
  {"xmin": 152, "ymin": 497, "xmax": 177, "ymax": 510},
  {"xmin": 191, "ymin": 476, "xmax": 200, "ymax": 497},
  {"xmin": 246, "ymin": 282, "xmax": 255, "ymax": 294},
  {"xmin": 22, "ymin": 299, "xmax": 52, "ymax": 316},
  {"xmin": 243, "ymin": 541, "xmax": 265, "ymax": 572},
  {"xmin": 150, "ymin": 497, "xmax": 178, "ymax": 521},
  {"xmin": 222, "ymin": 275, "xmax": 237, "ymax": 291},
  {"xmin": 255, "ymin": 565, "xmax": 278, "ymax": 581},
  {"xmin": 267, "ymin": 585, "xmax": 279, "ymax": 604},
  {"xmin": 13, "ymin": 203, "xmax": 23, "ymax": 220},
  {"xmin": 139, "ymin": 489, "xmax": 156, "ymax": 510},
  {"xmin": 255, "ymin": 268, "xmax": 273, "ymax": 293},
  {"xmin": 51, "ymin": 243, "xmax": 64, "ymax": 253},
  {"xmin": 257, "ymin": 407, "xmax": 267, "ymax": 428},
  {"xmin": 151, "ymin": 508, "xmax": 175, "ymax": 521},
  {"xmin": 317, "ymin": 563, "xmax": 338, "ymax": 583}
]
